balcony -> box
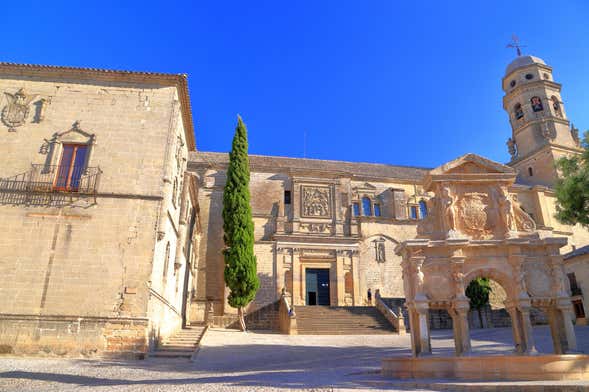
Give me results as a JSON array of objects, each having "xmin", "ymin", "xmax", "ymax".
[{"xmin": 0, "ymin": 164, "xmax": 101, "ymax": 205}]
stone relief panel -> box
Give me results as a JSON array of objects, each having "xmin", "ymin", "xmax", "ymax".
[
  {"xmin": 418, "ymin": 183, "xmax": 537, "ymax": 240},
  {"xmin": 524, "ymin": 261, "xmax": 552, "ymax": 297},
  {"xmin": 457, "ymin": 192, "xmax": 491, "ymax": 239},
  {"xmin": 301, "ymin": 186, "xmax": 331, "ymax": 218},
  {"xmin": 423, "ymin": 264, "xmax": 453, "ymax": 300},
  {"xmin": 2, "ymin": 88, "xmax": 38, "ymax": 131},
  {"xmin": 299, "ymin": 223, "xmax": 332, "ymax": 234}
]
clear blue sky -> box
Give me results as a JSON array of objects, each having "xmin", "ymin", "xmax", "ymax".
[{"xmin": 4, "ymin": 1, "xmax": 589, "ymax": 168}]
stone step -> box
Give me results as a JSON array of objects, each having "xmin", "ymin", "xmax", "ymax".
[
  {"xmin": 151, "ymin": 325, "xmax": 207, "ymax": 359},
  {"xmin": 151, "ymin": 350, "xmax": 194, "ymax": 358},
  {"xmin": 294, "ymin": 305, "xmax": 395, "ymax": 335},
  {"xmin": 158, "ymin": 345, "xmax": 198, "ymax": 351}
]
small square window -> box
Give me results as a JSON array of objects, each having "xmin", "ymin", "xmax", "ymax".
[{"xmin": 284, "ymin": 190, "xmax": 291, "ymax": 205}]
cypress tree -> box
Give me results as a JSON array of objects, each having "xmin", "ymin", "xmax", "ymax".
[{"xmin": 222, "ymin": 115, "xmax": 259, "ymax": 331}]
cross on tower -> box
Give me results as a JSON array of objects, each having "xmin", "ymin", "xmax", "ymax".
[{"xmin": 506, "ymin": 35, "xmax": 526, "ymax": 57}]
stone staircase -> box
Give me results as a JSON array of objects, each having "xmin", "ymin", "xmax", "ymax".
[
  {"xmin": 151, "ymin": 325, "xmax": 207, "ymax": 358},
  {"xmin": 294, "ymin": 306, "xmax": 396, "ymax": 335}
]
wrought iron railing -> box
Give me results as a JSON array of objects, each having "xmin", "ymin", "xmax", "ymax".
[{"xmin": 0, "ymin": 164, "xmax": 101, "ymax": 195}]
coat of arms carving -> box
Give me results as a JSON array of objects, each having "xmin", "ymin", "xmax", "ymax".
[
  {"xmin": 458, "ymin": 193, "xmax": 489, "ymax": 238},
  {"xmin": 301, "ymin": 186, "xmax": 331, "ymax": 218},
  {"xmin": 2, "ymin": 88, "xmax": 37, "ymax": 131}
]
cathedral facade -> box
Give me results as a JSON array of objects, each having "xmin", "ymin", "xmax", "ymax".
[{"xmin": 0, "ymin": 54, "xmax": 587, "ymax": 357}]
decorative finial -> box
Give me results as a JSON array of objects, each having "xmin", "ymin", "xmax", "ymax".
[{"xmin": 506, "ymin": 34, "xmax": 526, "ymax": 57}]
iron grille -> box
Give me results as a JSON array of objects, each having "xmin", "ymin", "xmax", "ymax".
[{"xmin": 0, "ymin": 164, "xmax": 101, "ymax": 195}]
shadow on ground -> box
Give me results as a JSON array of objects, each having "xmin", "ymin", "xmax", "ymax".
[{"xmin": 0, "ymin": 326, "xmax": 587, "ymax": 390}]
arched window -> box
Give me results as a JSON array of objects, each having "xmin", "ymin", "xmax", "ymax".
[
  {"xmin": 514, "ymin": 103, "xmax": 524, "ymax": 120},
  {"xmin": 551, "ymin": 96, "xmax": 562, "ymax": 117},
  {"xmin": 530, "ymin": 96, "xmax": 543, "ymax": 112},
  {"xmin": 352, "ymin": 202, "xmax": 360, "ymax": 217},
  {"xmin": 362, "ymin": 197, "xmax": 372, "ymax": 216},
  {"xmin": 373, "ymin": 203, "xmax": 381, "ymax": 217},
  {"xmin": 419, "ymin": 200, "xmax": 428, "ymax": 219}
]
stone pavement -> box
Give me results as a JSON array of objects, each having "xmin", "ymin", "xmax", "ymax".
[{"xmin": 0, "ymin": 326, "xmax": 588, "ymax": 391}]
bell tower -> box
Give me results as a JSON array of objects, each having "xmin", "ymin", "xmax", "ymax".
[{"xmin": 502, "ymin": 54, "xmax": 582, "ymax": 186}]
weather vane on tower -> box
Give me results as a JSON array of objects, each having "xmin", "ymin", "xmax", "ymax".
[{"xmin": 506, "ymin": 34, "xmax": 526, "ymax": 57}]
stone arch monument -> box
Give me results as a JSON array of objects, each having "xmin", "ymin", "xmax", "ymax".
[{"xmin": 396, "ymin": 153, "xmax": 577, "ymax": 357}]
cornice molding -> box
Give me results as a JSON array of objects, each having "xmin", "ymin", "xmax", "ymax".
[{"xmin": 0, "ymin": 62, "xmax": 196, "ymax": 151}]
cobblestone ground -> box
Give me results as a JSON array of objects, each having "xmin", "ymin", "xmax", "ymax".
[{"xmin": 0, "ymin": 326, "xmax": 587, "ymax": 392}]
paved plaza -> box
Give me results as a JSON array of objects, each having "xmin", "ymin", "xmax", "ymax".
[{"xmin": 0, "ymin": 326, "xmax": 588, "ymax": 391}]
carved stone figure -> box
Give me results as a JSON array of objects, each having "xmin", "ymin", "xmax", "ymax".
[
  {"xmin": 506, "ymin": 137, "xmax": 517, "ymax": 158},
  {"xmin": 570, "ymin": 124, "xmax": 580, "ymax": 146},
  {"xmin": 452, "ymin": 270, "xmax": 465, "ymax": 294},
  {"xmin": 2, "ymin": 88, "xmax": 37, "ymax": 131},
  {"xmin": 510, "ymin": 195, "xmax": 536, "ymax": 232},
  {"xmin": 375, "ymin": 240, "xmax": 386, "ymax": 262},
  {"xmin": 441, "ymin": 186, "xmax": 457, "ymax": 237},
  {"xmin": 541, "ymin": 122, "xmax": 556, "ymax": 141},
  {"xmin": 550, "ymin": 264, "xmax": 568, "ymax": 295},
  {"xmin": 494, "ymin": 187, "xmax": 516, "ymax": 235},
  {"xmin": 415, "ymin": 264, "xmax": 425, "ymax": 295},
  {"xmin": 302, "ymin": 186, "xmax": 331, "ymax": 218}
]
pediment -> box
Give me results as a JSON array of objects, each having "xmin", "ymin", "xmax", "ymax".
[
  {"xmin": 354, "ymin": 182, "xmax": 377, "ymax": 191},
  {"xmin": 429, "ymin": 153, "xmax": 515, "ymax": 176},
  {"xmin": 53, "ymin": 121, "xmax": 95, "ymax": 144}
]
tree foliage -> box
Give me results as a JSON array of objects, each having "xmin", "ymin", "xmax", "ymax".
[
  {"xmin": 465, "ymin": 277, "xmax": 491, "ymax": 310},
  {"xmin": 555, "ymin": 131, "xmax": 589, "ymax": 227},
  {"xmin": 222, "ymin": 116, "xmax": 259, "ymax": 328}
]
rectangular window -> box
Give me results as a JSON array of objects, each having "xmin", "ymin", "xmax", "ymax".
[
  {"xmin": 410, "ymin": 205, "xmax": 418, "ymax": 220},
  {"xmin": 54, "ymin": 144, "xmax": 88, "ymax": 191},
  {"xmin": 352, "ymin": 202, "xmax": 360, "ymax": 217},
  {"xmin": 284, "ymin": 190, "xmax": 291, "ymax": 205},
  {"xmin": 568, "ymin": 273, "xmax": 582, "ymax": 296},
  {"xmin": 373, "ymin": 203, "xmax": 381, "ymax": 217},
  {"xmin": 573, "ymin": 300, "xmax": 586, "ymax": 318}
]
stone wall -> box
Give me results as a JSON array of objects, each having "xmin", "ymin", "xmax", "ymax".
[{"xmin": 0, "ymin": 70, "xmax": 195, "ymax": 356}]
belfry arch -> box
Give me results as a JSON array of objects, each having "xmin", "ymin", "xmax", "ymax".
[{"xmin": 396, "ymin": 153, "xmax": 578, "ymax": 357}]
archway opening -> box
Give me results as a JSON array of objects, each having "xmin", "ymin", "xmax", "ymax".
[{"xmin": 464, "ymin": 276, "xmax": 516, "ymax": 355}]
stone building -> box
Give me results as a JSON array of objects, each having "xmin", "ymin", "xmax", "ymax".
[
  {"xmin": 0, "ymin": 52, "xmax": 588, "ymax": 356},
  {"xmin": 188, "ymin": 54, "xmax": 589, "ymax": 328},
  {"xmin": 0, "ymin": 63, "xmax": 199, "ymax": 357}
]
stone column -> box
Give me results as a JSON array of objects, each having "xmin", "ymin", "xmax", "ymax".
[
  {"xmin": 352, "ymin": 251, "xmax": 360, "ymax": 305},
  {"xmin": 506, "ymin": 305, "xmax": 524, "ymax": 354},
  {"xmin": 551, "ymin": 300, "xmax": 578, "ymax": 353},
  {"xmin": 518, "ymin": 305, "xmax": 537, "ymax": 354},
  {"xmin": 452, "ymin": 299, "xmax": 471, "ymax": 356},
  {"xmin": 336, "ymin": 251, "xmax": 346, "ymax": 306},
  {"xmin": 415, "ymin": 302, "xmax": 431, "ymax": 356},
  {"xmin": 408, "ymin": 308, "xmax": 420, "ymax": 357},
  {"xmin": 292, "ymin": 249, "xmax": 302, "ymax": 306}
]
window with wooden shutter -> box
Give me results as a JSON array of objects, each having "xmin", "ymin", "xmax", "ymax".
[{"xmin": 54, "ymin": 144, "xmax": 88, "ymax": 191}]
